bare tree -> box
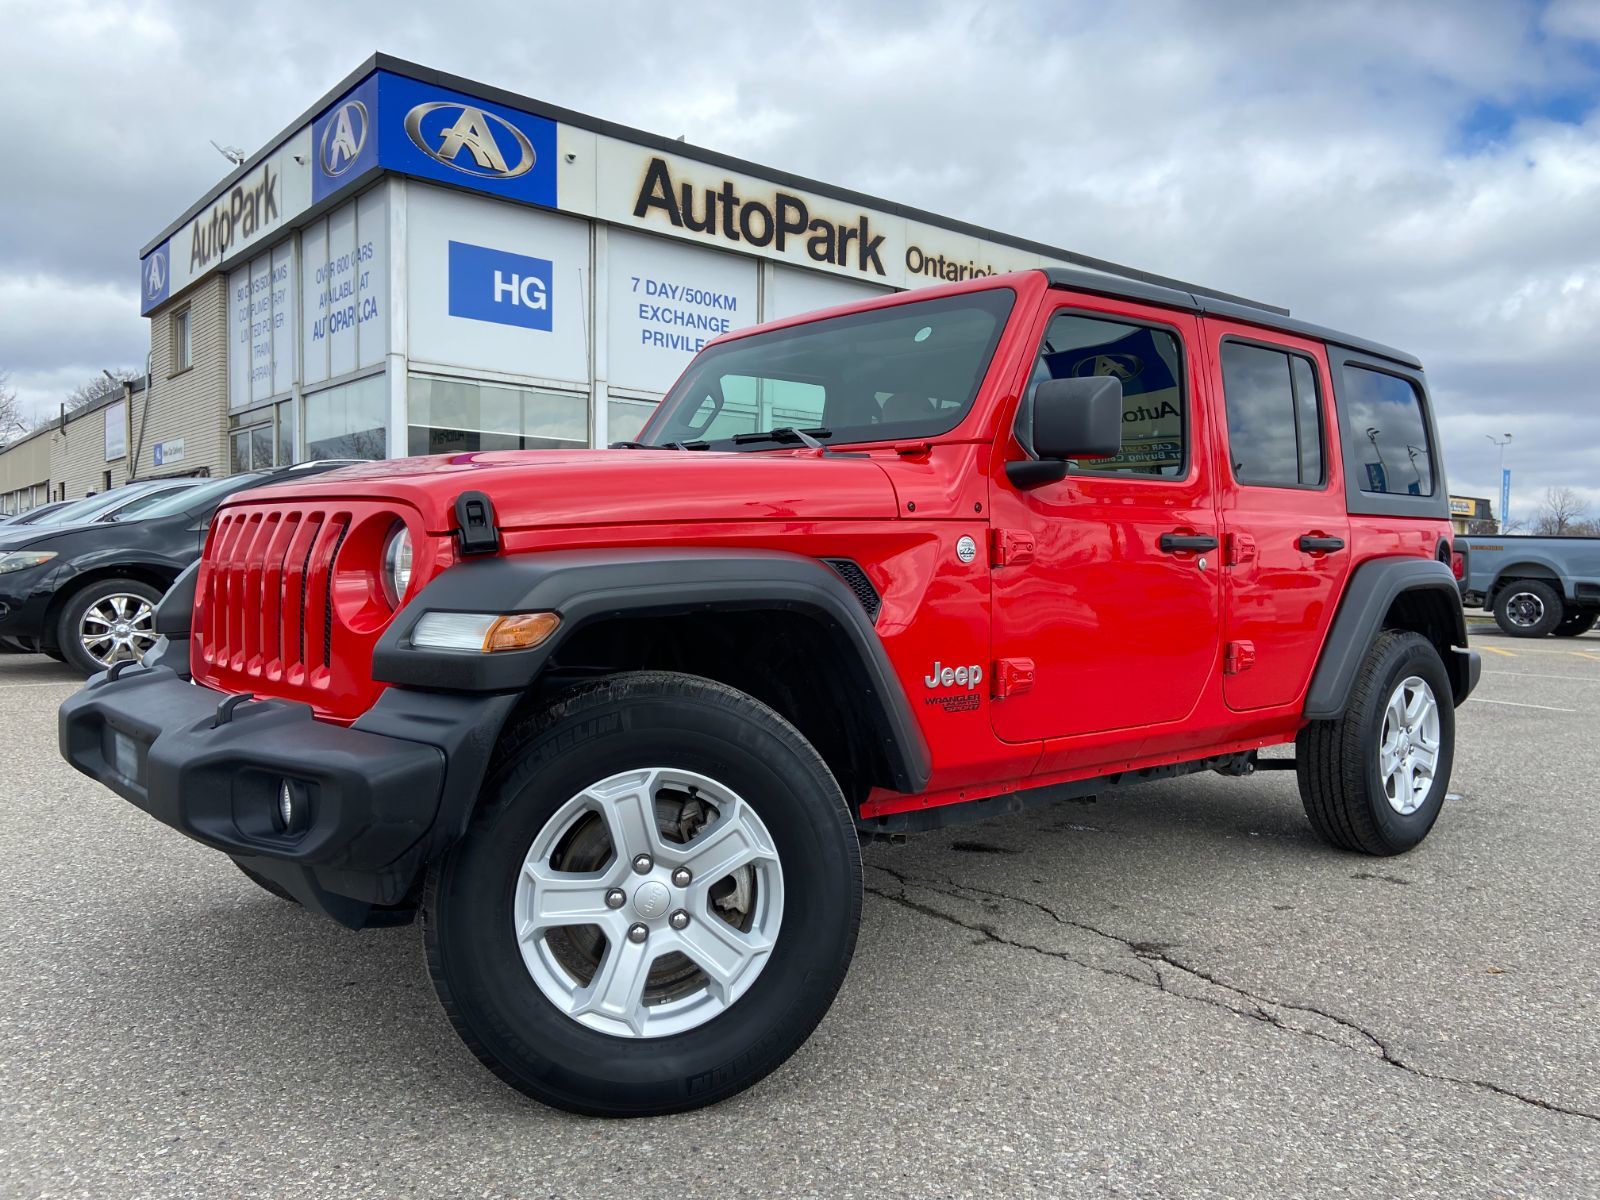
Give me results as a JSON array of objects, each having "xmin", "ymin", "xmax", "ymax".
[
  {"xmin": 65, "ymin": 369, "xmax": 138, "ymax": 414},
  {"xmin": 1532, "ymin": 487, "xmax": 1591, "ymax": 536},
  {"xmin": 0, "ymin": 370, "xmax": 27, "ymax": 444}
]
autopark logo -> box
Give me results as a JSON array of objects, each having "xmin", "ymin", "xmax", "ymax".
[
  {"xmin": 404, "ymin": 102, "xmax": 535, "ymax": 179},
  {"xmin": 320, "ymin": 100, "xmax": 369, "ymax": 178},
  {"xmin": 143, "ymin": 249, "xmax": 167, "ymax": 301}
]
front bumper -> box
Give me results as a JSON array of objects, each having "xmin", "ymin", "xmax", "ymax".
[
  {"xmin": 0, "ymin": 578, "xmax": 50, "ymax": 640},
  {"xmin": 59, "ymin": 657, "xmax": 514, "ymax": 925}
]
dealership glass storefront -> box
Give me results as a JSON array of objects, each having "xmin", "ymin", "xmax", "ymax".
[
  {"xmin": 134, "ymin": 59, "xmax": 1089, "ymax": 480},
  {"xmin": 407, "ymin": 375, "xmax": 587, "ymax": 455}
]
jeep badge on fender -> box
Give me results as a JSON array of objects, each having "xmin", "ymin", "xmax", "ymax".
[
  {"xmin": 60, "ymin": 266, "xmax": 1478, "ymax": 1118},
  {"xmin": 925, "ymin": 661, "xmax": 984, "ymax": 689}
]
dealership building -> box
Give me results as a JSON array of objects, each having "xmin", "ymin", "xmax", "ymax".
[
  {"xmin": 24, "ymin": 52, "xmax": 1248, "ymax": 494},
  {"xmin": 0, "ymin": 53, "xmax": 1500, "ymax": 527}
]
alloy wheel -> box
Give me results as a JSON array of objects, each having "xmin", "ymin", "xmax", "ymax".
[
  {"xmin": 1505, "ymin": 590, "xmax": 1546, "ymax": 630},
  {"xmin": 79, "ymin": 593, "xmax": 158, "ymax": 668},
  {"xmin": 1378, "ymin": 675, "xmax": 1440, "ymax": 816},
  {"xmin": 513, "ymin": 767, "xmax": 784, "ymax": 1039}
]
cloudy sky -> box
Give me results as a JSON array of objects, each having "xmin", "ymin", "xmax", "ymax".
[{"xmin": 3, "ymin": 0, "xmax": 1597, "ymax": 517}]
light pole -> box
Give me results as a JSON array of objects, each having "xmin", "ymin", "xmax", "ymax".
[{"xmin": 1487, "ymin": 433, "xmax": 1512, "ymax": 528}]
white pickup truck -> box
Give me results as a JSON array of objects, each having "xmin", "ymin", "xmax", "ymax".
[{"xmin": 1458, "ymin": 535, "xmax": 1600, "ymax": 637}]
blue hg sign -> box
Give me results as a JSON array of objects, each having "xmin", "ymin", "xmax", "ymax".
[{"xmin": 449, "ymin": 241, "xmax": 553, "ymax": 331}]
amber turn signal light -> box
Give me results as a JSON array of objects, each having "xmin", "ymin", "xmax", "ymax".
[{"xmin": 484, "ymin": 612, "xmax": 562, "ymax": 652}]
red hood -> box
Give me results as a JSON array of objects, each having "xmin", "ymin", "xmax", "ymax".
[{"xmin": 225, "ymin": 448, "xmax": 900, "ymax": 532}]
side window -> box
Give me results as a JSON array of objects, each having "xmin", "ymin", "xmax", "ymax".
[
  {"xmin": 1022, "ymin": 313, "xmax": 1186, "ymax": 478},
  {"xmin": 1219, "ymin": 341, "xmax": 1325, "ymax": 487},
  {"xmin": 1341, "ymin": 366, "xmax": 1434, "ymax": 496}
]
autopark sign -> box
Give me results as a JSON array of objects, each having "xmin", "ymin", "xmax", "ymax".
[{"xmin": 140, "ymin": 128, "xmax": 311, "ymax": 315}]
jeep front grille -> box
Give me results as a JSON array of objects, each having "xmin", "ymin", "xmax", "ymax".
[{"xmin": 196, "ymin": 506, "xmax": 351, "ymax": 684}]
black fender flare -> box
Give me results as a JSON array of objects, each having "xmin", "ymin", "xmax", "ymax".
[
  {"xmin": 372, "ymin": 548, "xmax": 932, "ymax": 795},
  {"xmin": 1304, "ymin": 556, "xmax": 1478, "ymax": 719}
]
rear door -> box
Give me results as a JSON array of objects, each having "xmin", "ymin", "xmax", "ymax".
[
  {"xmin": 1204, "ymin": 321, "xmax": 1350, "ymax": 711},
  {"xmin": 987, "ymin": 297, "xmax": 1222, "ymax": 742}
]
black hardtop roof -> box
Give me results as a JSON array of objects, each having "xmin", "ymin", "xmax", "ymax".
[{"xmin": 1043, "ymin": 267, "xmax": 1422, "ymax": 370}]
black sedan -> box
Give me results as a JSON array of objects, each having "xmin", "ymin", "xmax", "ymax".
[{"xmin": 0, "ymin": 462, "xmax": 352, "ymax": 674}]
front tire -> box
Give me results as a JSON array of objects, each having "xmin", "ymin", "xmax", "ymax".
[
  {"xmin": 56, "ymin": 578, "xmax": 163, "ymax": 675},
  {"xmin": 1297, "ymin": 631, "xmax": 1455, "ymax": 855},
  {"xmin": 423, "ymin": 671, "xmax": 862, "ymax": 1116},
  {"xmin": 1493, "ymin": 580, "xmax": 1562, "ymax": 637}
]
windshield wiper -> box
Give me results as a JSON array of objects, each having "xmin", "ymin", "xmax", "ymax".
[
  {"xmin": 731, "ymin": 427, "xmax": 832, "ymax": 449},
  {"xmin": 609, "ymin": 439, "xmax": 711, "ymax": 451}
]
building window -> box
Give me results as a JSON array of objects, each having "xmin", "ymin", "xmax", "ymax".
[
  {"xmin": 173, "ymin": 307, "xmax": 193, "ymax": 373},
  {"xmin": 1220, "ymin": 342, "xmax": 1325, "ymax": 488},
  {"xmin": 608, "ymin": 396, "xmax": 659, "ymax": 444},
  {"xmin": 305, "ymin": 373, "xmax": 389, "ymax": 461},
  {"xmin": 1342, "ymin": 366, "xmax": 1434, "ymax": 497},
  {"xmin": 230, "ymin": 423, "xmax": 276, "ymax": 473},
  {"xmin": 276, "ymin": 399, "xmax": 297, "ymax": 466},
  {"xmin": 408, "ymin": 375, "xmax": 587, "ymax": 456}
]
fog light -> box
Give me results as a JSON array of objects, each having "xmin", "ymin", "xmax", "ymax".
[
  {"xmin": 276, "ymin": 779, "xmax": 310, "ymax": 835},
  {"xmin": 109, "ymin": 729, "xmax": 141, "ymax": 780}
]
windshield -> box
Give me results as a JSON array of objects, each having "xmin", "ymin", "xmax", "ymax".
[
  {"xmin": 107, "ymin": 483, "xmax": 200, "ymax": 520},
  {"xmin": 640, "ymin": 288, "xmax": 1015, "ymax": 449},
  {"xmin": 28, "ymin": 493, "xmax": 131, "ymax": 527},
  {"xmin": 10, "ymin": 503, "xmax": 66, "ymax": 526},
  {"xmin": 134, "ymin": 473, "xmax": 266, "ymax": 519}
]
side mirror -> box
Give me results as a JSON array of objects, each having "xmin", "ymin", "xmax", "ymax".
[{"xmin": 1008, "ymin": 376, "xmax": 1123, "ymax": 487}]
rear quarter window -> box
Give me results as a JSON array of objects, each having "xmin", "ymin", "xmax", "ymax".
[{"xmin": 1341, "ymin": 365, "xmax": 1434, "ymax": 497}]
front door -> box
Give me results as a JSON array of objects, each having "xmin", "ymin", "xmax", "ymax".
[
  {"xmin": 988, "ymin": 299, "xmax": 1222, "ymax": 743},
  {"xmin": 1205, "ymin": 321, "xmax": 1350, "ymax": 711}
]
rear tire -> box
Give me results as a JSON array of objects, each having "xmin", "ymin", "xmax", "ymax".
[
  {"xmin": 1553, "ymin": 609, "xmax": 1597, "ymax": 638},
  {"xmin": 1297, "ymin": 630, "xmax": 1455, "ymax": 856},
  {"xmin": 423, "ymin": 671, "xmax": 862, "ymax": 1116},
  {"xmin": 1492, "ymin": 580, "xmax": 1562, "ymax": 638}
]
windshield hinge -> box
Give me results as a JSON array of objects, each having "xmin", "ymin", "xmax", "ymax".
[{"xmin": 454, "ymin": 491, "xmax": 501, "ymax": 556}]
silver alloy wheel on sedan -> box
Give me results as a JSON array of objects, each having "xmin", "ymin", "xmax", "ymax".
[
  {"xmin": 1378, "ymin": 675, "xmax": 1441, "ymax": 816},
  {"xmin": 1504, "ymin": 589, "xmax": 1546, "ymax": 630},
  {"xmin": 513, "ymin": 767, "xmax": 784, "ymax": 1039},
  {"xmin": 79, "ymin": 592, "xmax": 159, "ymax": 668}
]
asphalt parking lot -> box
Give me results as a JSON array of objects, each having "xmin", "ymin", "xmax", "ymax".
[{"xmin": 3, "ymin": 625, "xmax": 1598, "ymax": 1199}]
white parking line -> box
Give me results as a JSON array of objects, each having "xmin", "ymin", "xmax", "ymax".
[
  {"xmin": 1481, "ymin": 672, "xmax": 1599, "ymax": 683},
  {"xmin": 0, "ymin": 681, "xmax": 79, "ymax": 690},
  {"xmin": 1469, "ymin": 697, "xmax": 1578, "ymax": 713}
]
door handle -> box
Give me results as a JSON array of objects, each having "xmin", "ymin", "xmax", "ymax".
[
  {"xmin": 1298, "ymin": 535, "xmax": 1346, "ymax": 553},
  {"xmin": 1159, "ymin": 532, "xmax": 1219, "ymax": 553}
]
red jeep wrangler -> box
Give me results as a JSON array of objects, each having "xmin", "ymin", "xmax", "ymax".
[{"xmin": 61, "ymin": 267, "xmax": 1479, "ymax": 1116}]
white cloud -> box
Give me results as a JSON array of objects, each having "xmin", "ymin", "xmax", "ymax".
[{"xmin": 0, "ymin": 0, "xmax": 1596, "ymax": 506}]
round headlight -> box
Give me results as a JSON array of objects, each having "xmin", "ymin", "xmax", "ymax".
[{"xmin": 382, "ymin": 524, "xmax": 413, "ymax": 607}]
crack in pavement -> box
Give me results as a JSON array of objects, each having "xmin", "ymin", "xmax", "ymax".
[{"xmin": 865, "ymin": 863, "xmax": 1600, "ymax": 1126}]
